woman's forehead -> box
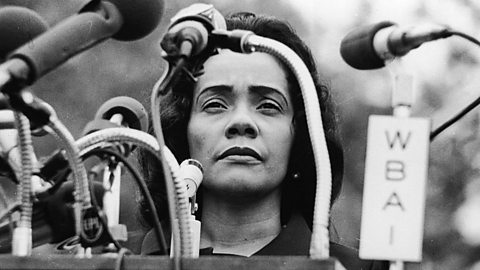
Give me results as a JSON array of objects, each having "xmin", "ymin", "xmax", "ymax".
[
  {"xmin": 195, "ymin": 50, "xmax": 290, "ymax": 94},
  {"xmin": 204, "ymin": 49, "xmax": 284, "ymax": 69}
]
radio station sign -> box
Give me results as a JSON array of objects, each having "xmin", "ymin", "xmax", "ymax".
[{"xmin": 359, "ymin": 115, "xmax": 430, "ymax": 261}]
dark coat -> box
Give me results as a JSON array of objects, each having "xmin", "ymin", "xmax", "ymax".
[{"xmin": 141, "ymin": 213, "xmax": 389, "ymax": 270}]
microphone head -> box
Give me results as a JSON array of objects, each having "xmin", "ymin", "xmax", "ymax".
[
  {"xmin": 161, "ymin": 4, "xmax": 226, "ymax": 58},
  {"xmin": 340, "ymin": 21, "xmax": 395, "ymax": 70},
  {"xmin": 94, "ymin": 96, "xmax": 149, "ymax": 132},
  {"xmin": 180, "ymin": 159, "xmax": 203, "ymax": 198},
  {"xmin": 103, "ymin": 0, "xmax": 163, "ymax": 41},
  {"xmin": 169, "ymin": 3, "xmax": 226, "ymax": 30},
  {"xmin": 0, "ymin": 6, "xmax": 48, "ymax": 60}
]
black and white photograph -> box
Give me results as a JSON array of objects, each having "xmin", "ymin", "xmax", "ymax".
[{"xmin": 0, "ymin": 1, "xmax": 479, "ymax": 269}]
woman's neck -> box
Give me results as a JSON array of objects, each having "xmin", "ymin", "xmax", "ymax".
[{"xmin": 199, "ymin": 189, "xmax": 282, "ymax": 257}]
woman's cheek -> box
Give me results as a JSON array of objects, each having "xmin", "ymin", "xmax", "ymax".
[{"xmin": 188, "ymin": 127, "xmax": 209, "ymax": 158}]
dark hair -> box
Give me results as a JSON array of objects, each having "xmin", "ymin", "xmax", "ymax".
[{"xmin": 140, "ymin": 12, "xmax": 343, "ymax": 228}]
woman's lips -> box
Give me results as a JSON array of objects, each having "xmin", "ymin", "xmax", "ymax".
[{"xmin": 218, "ymin": 146, "xmax": 262, "ymax": 161}]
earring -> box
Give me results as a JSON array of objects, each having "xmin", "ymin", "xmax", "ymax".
[{"xmin": 292, "ymin": 172, "xmax": 300, "ymax": 180}]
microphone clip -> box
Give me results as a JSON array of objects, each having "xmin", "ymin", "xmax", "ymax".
[{"xmin": 1, "ymin": 88, "xmax": 53, "ymax": 129}]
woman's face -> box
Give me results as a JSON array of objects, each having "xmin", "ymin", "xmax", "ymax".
[{"xmin": 187, "ymin": 50, "xmax": 295, "ymax": 199}]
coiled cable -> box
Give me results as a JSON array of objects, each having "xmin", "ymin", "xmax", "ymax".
[{"xmin": 243, "ymin": 35, "xmax": 332, "ymax": 259}]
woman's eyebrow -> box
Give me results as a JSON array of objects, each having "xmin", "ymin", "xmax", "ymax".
[
  {"xmin": 195, "ymin": 85, "xmax": 232, "ymax": 104},
  {"xmin": 249, "ymin": 85, "xmax": 289, "ymax": 107}
]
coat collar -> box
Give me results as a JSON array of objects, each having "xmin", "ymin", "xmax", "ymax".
[{"xmin": 141, "ymin": 212, "xmax": 310, "ymax": 256}]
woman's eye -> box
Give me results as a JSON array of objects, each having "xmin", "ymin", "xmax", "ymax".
[
  {"xmin": 258, "ymin": 101, "xmax": 281, "ymax": 113},
  {"xmin": 203, "ymin": 100, "xmax": 227, "ymax": 112}
]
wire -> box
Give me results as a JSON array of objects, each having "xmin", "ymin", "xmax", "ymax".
[
  {"xmin": 158, "ymin": 57, "xmax": 188, "ymax": 95},
  {"xmin": 450, "ymin": 31, "xmax": 480, "ymax": 47},
  {"xmin": 430, "ymin": 96, "xmax": 480, "ymax": 141},
  {"xmin": 83, "ymin": 148, "xmax": 169, "ymax": 255},
  {"xmin": 152, "ymin": 66, "xmax": 187, "ymax": 269},
  {"xmin": 0, "ymin": 203, "xmax": 20, "ymax": 223},
  {"xmin": 430, "ymin": 31, "xmax": 480, "ymax": 141}
]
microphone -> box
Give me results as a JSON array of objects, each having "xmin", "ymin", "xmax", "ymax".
[
  {"xmin": 82, "ymin": 96, "xmax": 149, "ymax": 245},
  {"xmin": 175, "ymin": 158, "xmax": 203, "ymax": 258},
  {"xmin": 23, "ymin": 95, "xmax": 148, "ymax": 248},
  {"xmin": 179, "ymin": 159, "xmax": 203, "ymax": 198},
  {"xmin": 82, "ymin": 96, "xmax": 149, "ymax": 135},
  {"xmin": 0, "ymin": 6, "xmax": 48, "ymax": 61},
  {"xmin": 0, "ymin": 7, "xmax": 48, "ymax": 183},
  {"xmin": 38, "ymin": 96, "xmax": 148, "ymax": 186},
  {"xmin": 1, "ymin": 0, "xmax": 163, "ymax": 85},
  {"xmin": 160, "ymin": 3, "xmax": 226, "ymax": 58},
  {"xmin": 91, "ymin": 0, "xmax": 163, "ymax": 41},
  {"xmin": 0, "ymin": 5, "xmax": 48, "ymax": 147},
  {"xmin": 0, "ymin": 181, "xmax": 107, "ymax": 253},
  {"xmin": 340, "ymin": 21, "xmax": 452, "ymax": 70}
]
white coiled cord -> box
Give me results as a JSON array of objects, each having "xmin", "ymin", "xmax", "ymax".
[
  {"xmin": 12, "ymin": 112, "xmax": 33, "ymax": 256},
  {"xmin": 46, "ymin": 116, "xmax": 91, "ymax": 244},
  {"xmin": 151, "ymin": 63, "xmax": 194, "ymax": 270},
  {"xmin": 243, "ymin": 34, "xmax": 332, "ymax": 259}
]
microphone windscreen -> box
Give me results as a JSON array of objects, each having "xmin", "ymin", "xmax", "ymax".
[
  {"xmin": 105, "ymin": 0, "xmax": 164, "ymax": 41},
  {"xmin": 0, "ymin": 6, "xmax": 48, "ymax": 60},
  {"xmin": 340, "ymin": 21, "xmax": 394, "ymax": 70},
  {"xmin": 94, "ymin": 96, "xmax": 149, "ymax": 132}
]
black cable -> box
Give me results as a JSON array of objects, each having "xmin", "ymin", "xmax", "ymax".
[
  {"xmin": 158, "ymin": 57, "xmax": 188, "ymax": 95},
  {"xmin": 450, "ymin": 31, "xmax": 480, "ymax": 47},
  {"xmin": 83, "ymin": 148, "xmax": 169, "ymax": 255},
  {"xmin": 430, "ymin": 30, "xmax": 480, "ymax": 141},
  {"xmin": 430, "ymin": 96, "xmax": 480, "ymax": 141}
]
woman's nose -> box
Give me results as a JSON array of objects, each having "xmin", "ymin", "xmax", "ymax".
[{"xmin": 225, "ymin": 108, "xmax": 258, "ymax": 139}]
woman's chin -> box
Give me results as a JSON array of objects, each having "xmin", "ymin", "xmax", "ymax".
[{"xmin": 203, "ymin": 175, "xmax": 280, "ymax": 199}]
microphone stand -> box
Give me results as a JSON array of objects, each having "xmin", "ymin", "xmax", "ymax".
[
  {"xmin": 388, "ymin": 59, "xmax": 413, "ymax": 118},
  {"xmin": 98, "ymin": 112, "xmax": 129, "ymax": 252},
  {"xmin": 387, "ymin": 58, "xmax": 428, "ymax": 270},
  {"xmin": 101, "ymin": 158, "xmax": 126, "ymax": 252},
  {"xmin": 387, "ymin": 59, "xmax": 411, "ymax": 270},
  {"xmin": 359, "ymin": 56, "xmax": 430, "ymax": 269},
  {"xmin": 0, "ymin": 82, "xmax": 96, "ymax": 257}
]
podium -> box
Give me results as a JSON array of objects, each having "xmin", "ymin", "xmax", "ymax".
[{"xmin": 0, "ymin": 255, "xmax": 341, "ymax": 270}]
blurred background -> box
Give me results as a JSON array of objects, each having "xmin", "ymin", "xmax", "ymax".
[{"xmin": 1, "ymin": 0, "xmax": 480, "ymax": 269}]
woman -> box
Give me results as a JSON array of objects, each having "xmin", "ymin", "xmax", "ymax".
[{"xmin": 139, "ymin": 12, "xmax": 388, "ymax": 270}]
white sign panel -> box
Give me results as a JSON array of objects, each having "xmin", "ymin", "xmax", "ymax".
[{"xmin": 359, "ymin": 115, "xmax": 430, "ymax": 261}]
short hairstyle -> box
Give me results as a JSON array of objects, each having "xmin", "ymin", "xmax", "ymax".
[{"xmin": 140, "ymin": 12, "xmax": 344, "ymax": 228}]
